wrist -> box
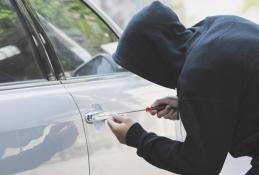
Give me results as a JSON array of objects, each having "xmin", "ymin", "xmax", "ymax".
[{"xmin": 126, "ymin": 123, "xmax": 147, "ymax": 147}]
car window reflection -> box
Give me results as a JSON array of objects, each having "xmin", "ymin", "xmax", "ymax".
[
  {"xmin": 29, "ymin": 0, "xmax": 124, "ymax": 78},
  {"xmin": 0, "ymin": 0, "xmax": 44, "ymax": 83}
]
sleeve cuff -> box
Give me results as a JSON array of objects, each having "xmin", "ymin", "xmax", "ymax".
[{"xmin": 126, "ymin": 123, "xmax": 147, "ymax": 148}]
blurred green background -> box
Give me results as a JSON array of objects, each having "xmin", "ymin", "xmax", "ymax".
[{"xmin": 92, "ymin": 0, "xmax": 259, "ymax": 28}]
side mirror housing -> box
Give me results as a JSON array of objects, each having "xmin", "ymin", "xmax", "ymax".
[{"xmin": 71, "ymin": 53, "xmax": 118, "ymax": 77}]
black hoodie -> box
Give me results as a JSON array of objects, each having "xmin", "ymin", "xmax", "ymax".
[{"xmin": 113, "ymin": 1, "xmax": 259, "ymax": 175}]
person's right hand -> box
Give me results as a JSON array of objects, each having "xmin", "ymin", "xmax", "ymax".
[{"xmin": 150, "ymin": 96, "xmax": 178, "ymax": 120}]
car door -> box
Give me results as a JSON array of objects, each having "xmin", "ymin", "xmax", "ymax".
[
  {"xmin": 26, "ymin": 0, "xmax": 183, "ymax": 175},
  {"xmin": 0, "ymin": 1, "xmax": 89, "ymax": 174}
]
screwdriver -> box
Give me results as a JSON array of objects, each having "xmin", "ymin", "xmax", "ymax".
[
  {"xmin": 87, "ymin": 104, "xmax": 179, "ymax": 124},
  {"xmin": 146, "ymin": 104, "xmax": 173, "ymax": 113},
  {"xmin": 117, "ymin": 104, "xmax": 177, "ymax": 115}
]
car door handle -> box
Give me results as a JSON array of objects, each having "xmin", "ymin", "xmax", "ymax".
[
  {"xmin": 85, "ymin": 111, "xmax": 112, "ymax": 124},
  {"xmin": 85, "ymin": 104, "xmax": 112, "ymax": 124}
]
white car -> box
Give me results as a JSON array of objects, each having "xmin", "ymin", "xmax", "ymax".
[{"xmin": 0, "ymin": 0, "xmax": 250, "ymax": 174}]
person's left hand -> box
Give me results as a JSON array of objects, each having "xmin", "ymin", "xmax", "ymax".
[{"xmin": 107, "ymin": 115, "xmax": 135, "ymax": 144}]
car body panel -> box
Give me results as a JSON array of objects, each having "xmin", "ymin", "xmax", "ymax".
[
  {"xmin": 62, "ymin": 73, "xmax": 181, "ymax": 175},
  {"xmin": 0, "ymin": 83, "xmax": 89, "ymax": 175}
]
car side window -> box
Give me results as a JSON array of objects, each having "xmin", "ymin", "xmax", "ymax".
[
  {"xmin": 29, "ymin": 0, "xmax": 125, "ymax": 79},
  {"xmin": 0, "ymin": 0, "xmax": 45, "ymax": 84}
]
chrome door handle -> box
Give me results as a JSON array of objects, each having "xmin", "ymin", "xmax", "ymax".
[
  {"xmin": 85, "ymin": 104, "xmax": 112, "ymax": 124},
  {"xmin": 85, "ymin": 111, "xmax": 112, "ymax": 124}
]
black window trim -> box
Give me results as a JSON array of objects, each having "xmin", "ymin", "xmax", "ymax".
[
  {"xmin": 0, "ymin": 0, "xmax": 62, "ymax": 90},
  {"xmin": 20, "ymin": 0, "xmax": 66, "ymax": 81},
  {"xmin": 12, "ymin": 0, "xmax": 57, "ymax": 81},
  {"xmin": 0, "ymin": 0, "xmax": 57, "ymax": 88}
]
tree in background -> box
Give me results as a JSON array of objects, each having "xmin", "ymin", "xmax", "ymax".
[
  {"xmin": 93, "ymin": 0, "xmax": 186, "ymax": 28},
  {"xmin": 0, "ymin": 1, "xmax": 15, "ymax": 37},
  {"xmin": 239, "ymin": 0, "xmax": 259, "ymax": 24},
  {"xmin": 242, "ymin": 0, "xmax": 259, "ymax": 11}
]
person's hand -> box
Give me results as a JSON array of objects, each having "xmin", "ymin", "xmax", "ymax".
[
  {"xmin": 107, "ymin": 115, "xmax": 135, "ymax": 144},
  {"xmin": 150, "ymin": 96, "xmax": 178, "ymax": 120}
]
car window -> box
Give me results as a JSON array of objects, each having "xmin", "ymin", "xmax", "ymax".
[
  {"xmin": 28, "ymin": 0, "xmax": 125, "ymax": 79},
  {"xmin": 0, "ymin": 0, "xmax": 45, "ymax": 84}
]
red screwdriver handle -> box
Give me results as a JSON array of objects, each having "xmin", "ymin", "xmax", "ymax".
[
  {"xmin": 145, "ymin": 104, "xmax": 167, "ymax": 112},
  {"xmin": 145, "ymin": 104, "xmax": 178, "ymax": 113}
]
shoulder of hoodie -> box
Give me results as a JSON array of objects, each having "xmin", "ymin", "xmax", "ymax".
[
  {"xmin": 200, "ymin": 15, "xmax": 259, "ymax": 49},
  {"xmin": 182, "ymin": 15, "xmax": 259, "ymax": 76},
  {"xmin": 187, "ymin": 15, "xmax": 259, "ymax": 64}
]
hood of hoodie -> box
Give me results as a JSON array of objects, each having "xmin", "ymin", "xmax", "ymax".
[{"xmin": 113, "ymin": 1, "xmax": 198, "ymax": 89}]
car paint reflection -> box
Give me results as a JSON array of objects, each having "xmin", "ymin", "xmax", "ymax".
[
  {"xmin": 0, "ymin": 85, "xmax": 89, "ymax": 175},
  {"xmin": 0, "ymin": 122, "xmax": 78, "ymax": 175}
]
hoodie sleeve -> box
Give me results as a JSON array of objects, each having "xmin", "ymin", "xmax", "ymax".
[{"xmin": 126, "ymin": 64, "xmax": 244, "ymax": 175}]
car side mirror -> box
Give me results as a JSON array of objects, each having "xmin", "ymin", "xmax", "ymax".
[{"xmin": 71, "ymin": 53, "xmax": 117, "ymax": 77}]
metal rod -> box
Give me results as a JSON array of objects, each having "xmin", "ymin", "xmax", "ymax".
[
  {"xmin": 117, "ymin": 109, "xmax": 145, "ymax": 115},
  {"xmin": 94, "ymin": 109, "xmax": 146, "ymax": 121}
]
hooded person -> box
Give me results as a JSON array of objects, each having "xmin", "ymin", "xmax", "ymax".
[{"xmin": 108, "ymin": 1, "xmax": 259, "ymax": 175}]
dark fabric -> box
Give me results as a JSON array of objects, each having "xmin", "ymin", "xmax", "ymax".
[
  {"xmin": 114, "ymin": 1, "xmax": 259, "ymax": 175},
  {"xmin": 252, "ymin": 156, "xmax": 259, "ymax": 172},
  {"xmin": 246, "ymin": 167, "xmax": 259, "ymax": 175},
  {"xmin": 113, "ymin": 1, "xmax": 197, "ymax": 89},
  {"xmin": 126, "ymin": 123, "xmax": 147, "ymax": 147}
]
